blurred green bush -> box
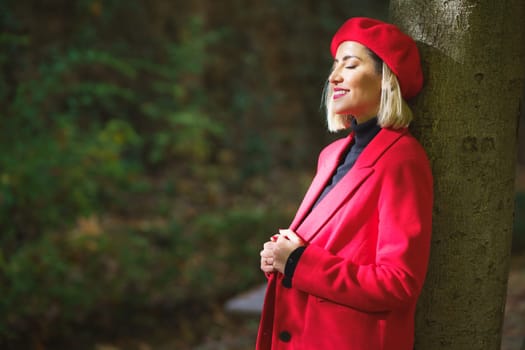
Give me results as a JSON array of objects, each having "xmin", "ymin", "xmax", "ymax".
[
  {"xmin": 0, "ymin": 3, "xmax": 241, "ymax": 343},
  {"xmin": 0, "ymin": 0, "xmax": 311, "ymax": 344},
  {"xmin": 0, "ymin": 18, "xmax": 222, "ymax": 245},
  {"xmin": 0, "ymin": 207, "xmax": 286, "ymax": 342}
]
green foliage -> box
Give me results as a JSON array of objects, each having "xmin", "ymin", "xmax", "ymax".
[
  {"xmin": 186, "ymin": 208, "xmax": 282, "ymax": 295},
  {"xmin": 0, "ymin": 0, "xmax": 330, "ymax": 345},
  {"xmin": 0, "ymin": 9, "xmax": 224, "ymax": 244},
  {"xmin": 0, "ymin": 207, "xmax": 286, "ymax": 341},
  {"xmin": 0, "ymin": 3, "xmax": 234, "ymax": 343}
]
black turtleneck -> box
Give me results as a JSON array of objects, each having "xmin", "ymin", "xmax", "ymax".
[
  {"xmin": 312, "ymin": 116, "xmax": 381, "ymax": 209},
  {"xmin": 281, "ymin": 117, "xmax": 381, "ymax": 289}
]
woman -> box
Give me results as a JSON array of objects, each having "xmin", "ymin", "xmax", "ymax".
[{"xmin": 257, "ymin": 17, "xmax": 433, "ymax": 350}]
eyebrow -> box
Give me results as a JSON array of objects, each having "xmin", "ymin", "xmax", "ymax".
[{"xmin": 334, "ymin": 55, "xmax": 361, "ymax": 63}]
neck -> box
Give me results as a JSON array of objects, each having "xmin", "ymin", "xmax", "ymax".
[{"xmin": 351, "ymin": 117, "xmax": 381, "ymax": 147}]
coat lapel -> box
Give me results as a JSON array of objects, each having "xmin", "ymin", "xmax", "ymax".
[
  {"xmin": 289, "ymin": 135, "xmax": 354, "ymax": 231},
  {"xmin": 290, "ymin": 127, "xmax": 407, "ymax": 243}
]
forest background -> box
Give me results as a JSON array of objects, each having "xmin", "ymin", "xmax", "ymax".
[{"xmin": 1, "ymin": 0, "xmax": 524, "ymax": 349}]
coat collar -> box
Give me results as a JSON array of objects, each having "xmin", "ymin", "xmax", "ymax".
[{"xmin": 289, "ymin": 127, "xmax": 407, "ymax": 242}]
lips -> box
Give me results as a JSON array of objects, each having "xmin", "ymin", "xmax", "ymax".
[{"xmin": 333, "ymin": 88, "xmax": 349, "ymax": 100}]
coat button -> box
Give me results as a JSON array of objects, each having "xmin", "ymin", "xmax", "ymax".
[{"xmin": 279, "ymin": 331, "xmax": 291, "ymax": 342}]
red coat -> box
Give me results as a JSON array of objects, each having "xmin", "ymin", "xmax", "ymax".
[{"xmin": 256, "ymin": 128, "xmax": 433, "ymax": 350}]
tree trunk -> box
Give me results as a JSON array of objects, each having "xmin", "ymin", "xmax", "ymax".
[{"xmin": 389, "ymin": 1, "xmax": 525, "ymax": 349}]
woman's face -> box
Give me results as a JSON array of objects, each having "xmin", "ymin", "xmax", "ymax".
[{"xmin": 329, "ymin": 41, "xmax": 382, "ymax": 123}]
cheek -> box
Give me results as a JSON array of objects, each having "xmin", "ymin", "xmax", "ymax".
[{"xmin": 359, "ymin": 75, "xmax": 381, "ymax": 100}]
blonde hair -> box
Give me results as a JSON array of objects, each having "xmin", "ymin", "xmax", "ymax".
[{"xmin": 323, "ymin": 62, "xmax": 414, "ymax": 132}]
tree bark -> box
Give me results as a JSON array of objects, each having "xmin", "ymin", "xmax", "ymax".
[{"xmin": 389, "ymin": 0, "xmax": 525, "ymax": 349}]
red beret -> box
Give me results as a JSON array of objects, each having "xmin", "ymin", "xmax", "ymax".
[{"xmin": 330, "ymin": 17, "xmax": 423, "ymax": 99}]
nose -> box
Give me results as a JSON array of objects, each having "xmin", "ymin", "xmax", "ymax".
[{"xmin": 329, "ymin": 67, "xmax": 343, "ymax": 85}]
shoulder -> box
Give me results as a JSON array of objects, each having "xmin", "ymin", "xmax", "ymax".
[
  {"xmin": 377, "ymin": 129, "xmax": 433, "ymax": 184},
  {"xmin": 383, "ymin": 128, "xmax": 429, "ymax": 163}
]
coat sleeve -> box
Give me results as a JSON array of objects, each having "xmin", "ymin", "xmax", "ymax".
[{"xmin": 292, "ymin": 146, "xmax": 433, "ymax": 312}]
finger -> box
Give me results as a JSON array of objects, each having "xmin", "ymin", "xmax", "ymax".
[
  {"xmin": 275, "ymin": 234, "xmax": 287, "ymax": 243},
  {"xmin": 261, "ymin": 265, "xmax": 274, "ymax": 273},
  {"xmin": 260, "ymin": 251, "xmax": 273, "ymax": 258},
  {"xmin": 279, "ymin": 229, "xmax": 302, "ymax": 244},
  {"xmin": 275, "ymin": 234, "xmax": 294, "ymax": 246},
  {"xmin": 263, "ymin": 241, "xmax": 276, "ymax": 249},
  {"xmin": 260, "ymin": 258, "xmax": 274, "ymax": 273},
  {"xmin": 260, "ymin": 256, "xmax": 272, "ymax": 265},
  {"xmin": 278, "ymin": 229, "xmax": 292, "ymax": 240}
]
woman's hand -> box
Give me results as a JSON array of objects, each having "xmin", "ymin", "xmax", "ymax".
[
  {"xmin": 260, "ymin": 240, "xmax": 277, "ymax": 274},
  {"xmin": 260, "ymin": 229, "xmax": 305, "ymax": 274}
]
